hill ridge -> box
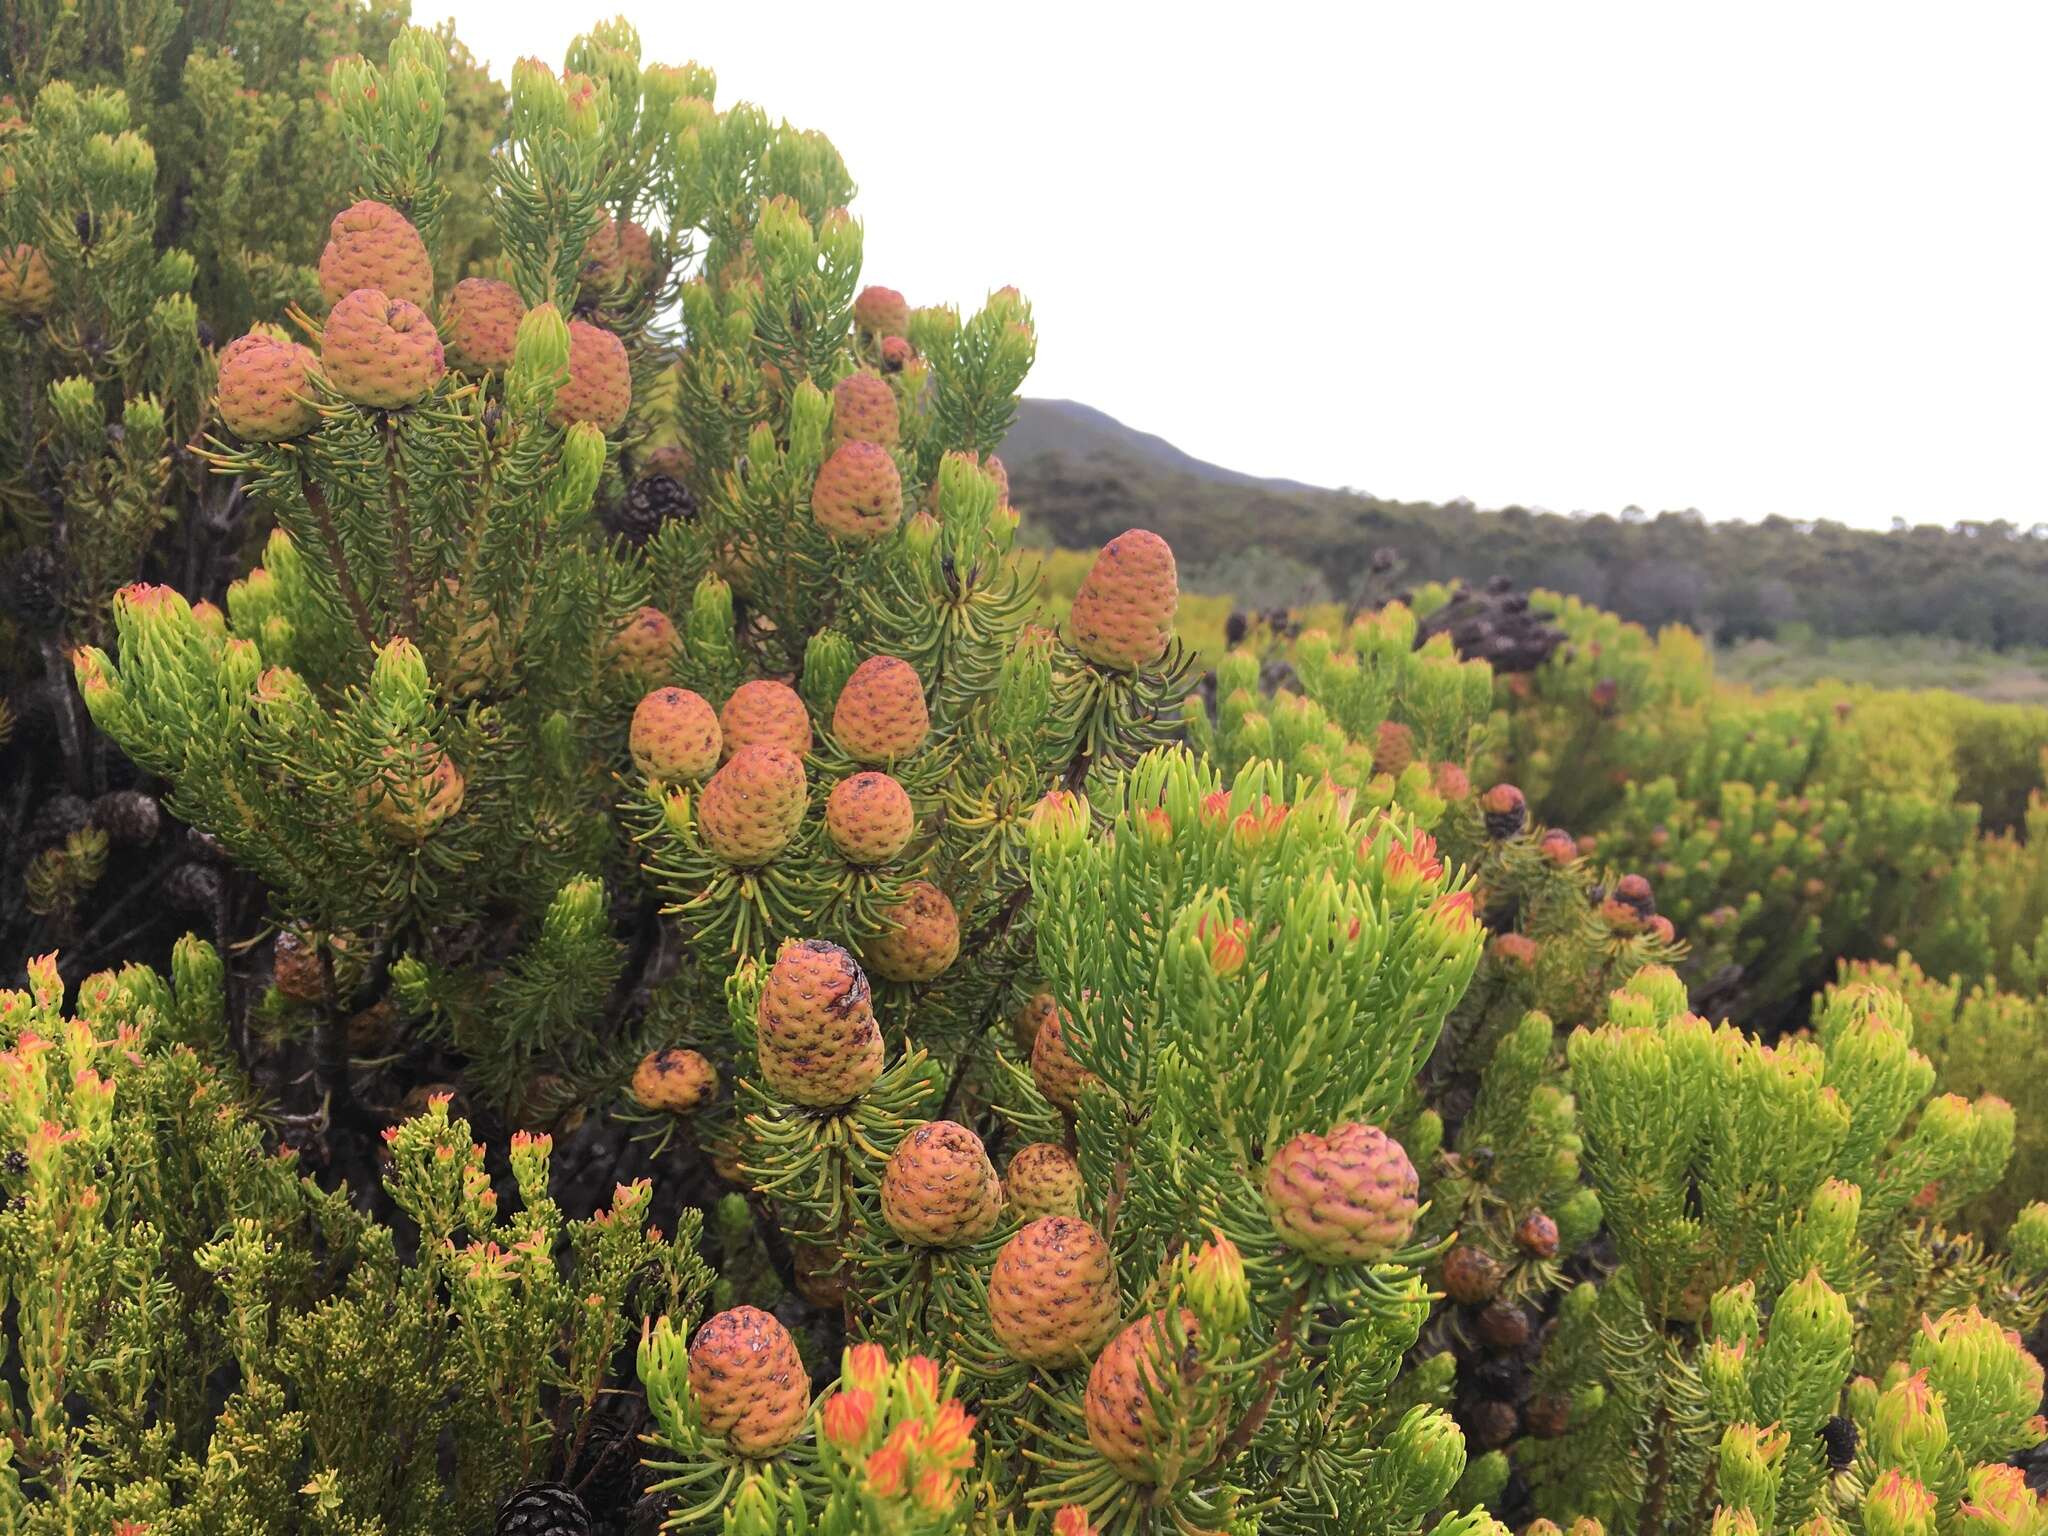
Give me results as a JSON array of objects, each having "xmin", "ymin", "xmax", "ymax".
[{"xmin": 996, "ymin": 399, "xmax": 2048, "ymax": 652}]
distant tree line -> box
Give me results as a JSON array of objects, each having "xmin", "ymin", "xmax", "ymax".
[{"xmin": 1012, "ymin": 456, "xmax": 2048, "ymax": 648}]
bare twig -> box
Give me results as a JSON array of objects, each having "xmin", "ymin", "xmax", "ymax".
[{"xmin": 38, "ymin": 638, "xmax": 88, "ymax": 794}]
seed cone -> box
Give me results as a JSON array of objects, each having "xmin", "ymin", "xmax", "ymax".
[
  {"xmin": 272, "ymin": 928, "xmax": 325, "ymax": 1002},
  {"xmin": 1373, "ymin": 720, "xmax": 1415, "ymax": 778},
  {"xmin": 929, "ymin": 449, "xmax": 1010, "ymax": 512},
  {"xmin": 988, "ymin": 1216, "xmax": 1120, "ymax": 1367},
  {"xmin": 582, "ymin": 210, "xmax": 656, "ymax": 294},
  {"xmin": 0, "ymin": 244, "xmax": 56, "ymax": 317},
  {"xmin": 832, "ymin": 655, "xmax": 929, "ymax": 764},
  {"xmin": 217, "ymin": 332, "xmax": 321, "ymax": 441},
  {"xmin": 630, "ymin": 688, "xmax": 722, "ymax": 783},
  {"xmin": 361, "ymin": 744, "xmax": 464, "ymax": 842},
  {"xmin": 854, "ymin": 284, "xmax": 910, "ymax": 340},
  {"xmin": 610, "ymin": 606, "xmax": 681, "ymax": 686},
  {"xmin": 792, "ymin": 1240, "xmax": 846, "ymax": 1307},
  {"xmin": 431, "ymin": 580, "xmax": 507, "ymax": 700},
  {"xmin": 1261, "ymin": 1122, "xmax": 1419, "ymax": 1264},
  {"xmin": 1005, "ymin": 1142, "xmax": 1084, "ymax": 1220},
  {"xmin": 831, "ymin": 370, "xmax": 899, "ymax": 449},
  {"xmin": 1084, "ymin": 1309, "xmax": 1219, "ymax": 1482},
  {"xmin": 687, "ymin": 1306, "xmax": 810, "ymax": 1456},
  {"xmin": 317, "ymin": 200, "xmax": 433, "ymax": 308},
  {"xmin": 1442, "ymin": 1243, "xmax": 1505, "ymax": 1305},
  {"xmin": 1477, "ymin": 1299, "xmax": 1531, "ymax": 1350},
  {"xmin": 720, "ymin": 679, "xmax": 812, "ymax": 759},
  {"xmin": 495, "ymin": 1481, "xmax": 592, "ymax": 1536},
  {"xmin": 880, "ymin": 334, "xmax": 917, "ymax": 373},
  {"xmin": 1516, "ymin": 1209, "xmax": 1560, "ymax": 1258},
  {"xmin": 323, "ymin": 288, "xmax": 445, "ymax": 409},
  {"xmin": 825, "ymin": 771, "xmax": 915, "ymax": 864},
  {"xmin": 630, "ymin": 1047, "xmax": 718, "ymax": 1113},
  {"xmin": 756, "ymin": 939, "xmax": 885, "ymax": 1107},
  {"xmin": 881, "ymin": 1120, "xmax": 1003, "ymax": 1246},
  {"xmin": 696, "ymin": 745, "xmax": 806, "ymax": 866},
  {"xmin": 1481, "ymin": 783, "xmax": 1528, "ymax": 840},
  {"xmin": 863, "ymin": 879, "xmax": 959, "ymax": 983},
  {"xmin": 1031, "ymin": 1004, "xmax": 1098, "ymax": 1112},
  {"xmin": 1613, "ymin": 872, "xmax": 1656, "ymax": 918},
  {"xmin": 812, "ymin": 439, "xmax": 902, "ymax": 540},
  {"xmin": 441, "ymin": 277, "xmax": 526, "ymax": 372},
  {"xmin": 1068, "ymin": 529, "xmax": 1178, "ymax": 671},
  {"xmin": 551, "ymin": 319, "xmax": 631, "ymax": 431},
  {"xmin": 1491, "ymin": 933, "xmax": 1539, "ymax": 970},
  {"xmin": 1012, "ymin": 990, "xmax": 1061, "ymax": 1054}
]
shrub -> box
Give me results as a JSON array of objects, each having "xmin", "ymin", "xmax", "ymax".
[{"xmin": 2, "ymin": 11, "xmax": 2045, "ymax": 1536}]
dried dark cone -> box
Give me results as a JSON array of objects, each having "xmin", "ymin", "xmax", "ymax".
[
  {"xmin": 1469, "ymin": 1352, "xmax": 1526, "ymax": 1401},
  {"xmin": 1820, "ymin": 1414, "xmax": 1859, "ymax": 1473},
  {"xmin": 605, "ymin": 473, "xmax": 695, "ymax": 546},
  {"xmin": 183, "ymin": 826, "xmax": 230, "ymax": 862},
  {"xmin": 1480, "ymin": 784, "xmax": 1528, "ymax": 841},
  {"xmin": 1442, "ymin": 1243, "xmax": 1504, "ymax": 1305},
  {"xmin": 565, "ymin": 1398, "xmax": 644, "ymax": 1517},
  {"xmin": 1412, "ymin": 576, "xmax": 1564, "ymax": 674},
  {"xmin": 1465, "ymin": 1398, "xmax": 1520, "ymax": 1450},
  {"xmin": 163, "ymin": 861, "xmax": 224, "ymax": 912},
  {"xmin": 28, "ymin": 792, "xmax": 91, "ymax": 853},
  {"xmin": 496, "ymin": 1480, "xmax": 593, "ymax": 1536},
  {"xmin": 1476, "ymin": 1299, "xmax": 1532, "ymax": 1351},
  {"xmin": 91, "ymin": 789, "xmax": 161, "ymax": 846},
  {"xmin": 272, "ymin": 929, "xmax": 326, "ymax": 1003}
]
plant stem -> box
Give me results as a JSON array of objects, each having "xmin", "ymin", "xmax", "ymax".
[
  {"xmin": 1209, "ymin": 1290, "xmax": 1306, "ymax": 1471},
  {"xmin": 384, "ymin": 421, "xmax": 418, "ymax": 637},
  {"xmin": 1641, "ymin": 1393, "xmax": 1674, "ymax": 1536},
  {"xmin": 300, "ymin": 478, "xmax": 379, "ymax": 650}
]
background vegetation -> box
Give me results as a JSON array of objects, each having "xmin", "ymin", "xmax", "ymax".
[{"xmin": 1004, "ymin": 399, "xmax": 2048, "ymax": 657}]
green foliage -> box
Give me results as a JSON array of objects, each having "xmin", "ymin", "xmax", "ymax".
[
  {"xmin": 6, "ymin": 12, "xmax": 2048, "ymax": 1536},
  {"xmin": 1474, "ymin": 594, "xmax": 2048, "ymax": 1031},
  {"xmin": 0, "ymin": 77, "xmax": 209, "ymax": 635},
  {"xmin": 641, "ymin": 748, "xmax": 1488, "ymax": 1535},
  {"xmin": 0, "ymin": 945, "xmax": 711, "ymax": 1532},
  {"xmin": 1824, "ymin": 954, "xmax": 2048, "ymax": 1234},
  {"xmin": 1, "ymin": 1, "xmax": 507, "ymax": 967},
  {"xmin": 1519, "ymin": 970, "xmax": 2047, "ymax": 1535}
]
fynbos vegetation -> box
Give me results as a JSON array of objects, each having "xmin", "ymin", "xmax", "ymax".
[{"xmin": 2, "ymin": 7, "xmax": 2043, "ymax": 1535}]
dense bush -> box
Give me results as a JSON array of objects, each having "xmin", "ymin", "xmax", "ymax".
[{"xmin": 3, "ymin": 10, "xmax": 2045, "ymax": 1536}]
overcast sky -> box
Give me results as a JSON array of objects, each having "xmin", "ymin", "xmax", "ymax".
[{"xmin": 441, "ymin": 1, "xmax": 2047, "ymax": 531}]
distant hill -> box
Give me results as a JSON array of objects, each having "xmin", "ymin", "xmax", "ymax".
[
  {"xmin": 997, "ymin": 399, "xmax": 2048, "ymax": 652},
  {"xmin": 1000, "ymin": 399, "xmax": 1323, "ymax": 494}
]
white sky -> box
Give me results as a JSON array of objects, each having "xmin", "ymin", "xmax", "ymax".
[{"xmin": 439, "ymin": 1, "xmax": 2048, "ymax": 531}]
